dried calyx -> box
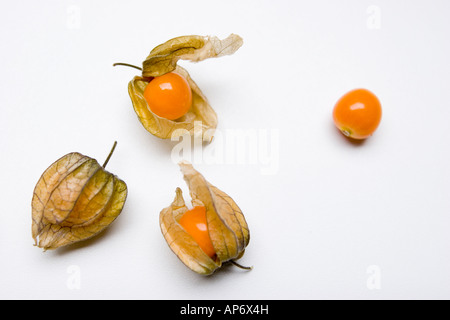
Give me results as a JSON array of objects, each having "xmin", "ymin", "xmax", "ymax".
[
  {"xmin": 114, "ymin": 34, "xmax": 243, "ymax": 141},
  {"xmin": 160, "ymin": 162, "xmax": 251, "ymax": 275},
  {"xmin": 31, "ymin": 142, "xmax": 128, "ymax": 250}
]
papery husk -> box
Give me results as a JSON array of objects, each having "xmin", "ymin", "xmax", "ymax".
[
  {"xmin": 160, "ymin": 188, "xmax": 221, "ymax": 275},
  {"xmin": 128, "ymin": 66, "xmax": 217, "ymax": 141},
  {"xmin": 142, "ymin": 34, "xmax": 243, "ymax": 77},
  {"xmin": 31, "ymin": 151, "xmax": 127, "ymax": 250},
  {"xmin": 160, "ymin": 162, "xmax": 250, "ymax": 275},
  {"xmin": 128, "ymin": 34, "xmax": 243, "ymax": 141}
]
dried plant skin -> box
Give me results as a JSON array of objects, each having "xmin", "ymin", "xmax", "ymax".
[
  {"xmin": 142, "ymin": 34, "xmax": 244, "ymax": 77},
  {"xmin": 32, "ymin": 152, "xmax": 127, "ymax": 250},
  {"xmin": 160, "ymin": 188, "xmax": 220, "ymax": 275},
  {"xmin": 128, "ymin": 34, "xmax": 243, "ymax": 141},
  {"xmin": 160, "ymin": 162, "xmax": 250, "ymax": 275},
  {"xmin": 128, "ymin": 66, "xmax": 217, "ymax": 141}
]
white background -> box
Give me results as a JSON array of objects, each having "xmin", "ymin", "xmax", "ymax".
[{"xmin": 1, "ymin": 0, "xmax": 450, "ymax": 300}]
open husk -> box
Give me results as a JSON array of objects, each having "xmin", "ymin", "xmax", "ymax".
[
  {"xmin": 142, "ymin": 34, "xmax": 244, "ymax": 77},
  {"xmin": 31, "ymin": 143, "xmax": 127, "ymax": 250},
  {"xmin": 160, "ymin": 162, "xmax": 250, "ymax": 275},
  {"xmin": 126, "ymin": 34, "xmax": 243, "ymax": 141},
  {"xmin": 128, "ymin": 66, "xmax": 217, "ymax": 141}
]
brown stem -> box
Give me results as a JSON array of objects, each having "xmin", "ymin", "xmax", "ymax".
[
  {"xmin": 230, "ymin": 259, "xmax": 253, "ymax": 271},
  {"xmin": 103, "ymin": 141, "xmax": 118, "ymax": 168},
  {"xmin": 112, "ymin": 62, "xmax": 142, "ymax": 71}
]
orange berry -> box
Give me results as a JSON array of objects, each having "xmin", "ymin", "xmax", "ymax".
[
  {"xmin": 333, "ymin": 88, "xmax": 382, "ymax": 140},
  {"xmin": 143, "ymin": 72, "xmax": 192, "ymax": 120},
  {"xmin": 178, "ymin": 206, "xmax": 216, "ymax": 259}
]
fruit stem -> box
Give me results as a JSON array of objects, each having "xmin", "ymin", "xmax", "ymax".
[
  {"xmin": 103, "ymin": 141, "xmax": 118, "ymax": 168},
  {"xmin": 340, "ymin": 127, "xmax": 352, "ymax": 137},
  {"xmin": 112, "ymin": 62, "xmax": 143, "ymax": 71},
  {"xmin": 230, "ymin": 259, "xmax": 253, "ymax": 271}
]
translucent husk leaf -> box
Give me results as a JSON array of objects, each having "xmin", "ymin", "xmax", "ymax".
[
  {"xmin": 31, "ymin": 149, "xmax": 127, "ymax": 250},
  {"xmin": 160, "ymin": 188, "xmax": 221, "ymax": 275},
  {"xmin": 127, "ymin": 34, "xmax": 243, "ymax": 141},
  {"xmin": 128, "ymin": 66, "xmax": 217, "ymax": 141},
  {"xmin": 159, "ymin": 162, "xmax": 250, "ymax": 275},
  {"xmin": 142, "ymin": 34, "xmax": 243, "ymax": 77}
]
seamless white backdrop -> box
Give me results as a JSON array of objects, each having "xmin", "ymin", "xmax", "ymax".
[{"xmin": 1, "ymin": 0, "xmax": 450, "ymax": 299}]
